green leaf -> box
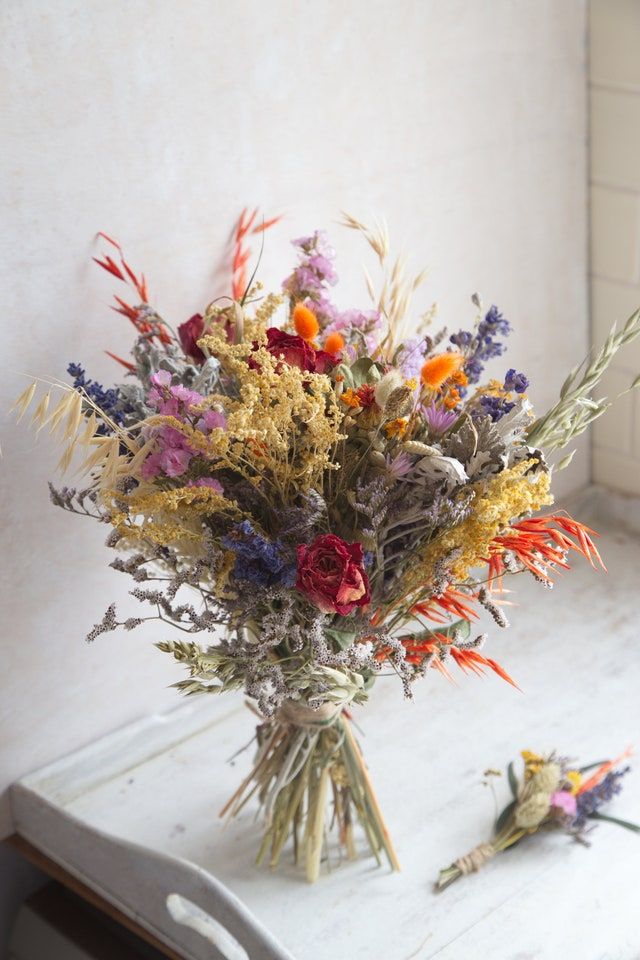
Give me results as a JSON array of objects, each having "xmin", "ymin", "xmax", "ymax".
[
  {"xmin": 589, "ymin": 811, "xmax": 640, "ymax": 833},
  {"xmin": 578, "ymin": 760, "xmax": 607, "ymax": 774},
  {"xmin": 333, "ymin": 362, "xmax": 355, "ymax": 389},
  {"xmin": 495, "ymin": 798, "xmax": 517, "ymax": 834},
  {"xmin": 349, "ymin": 357, "xmax": 383, "ymax": 387},
  {"xmin": 556, "ymin": 449, "xmax": 576, "ymax": 471},
  {"xmin": 323, "ymin": 627, "xmax": 357, "ymax": 650},
  {"xmin": 507, "ymin": 761, "xmax": 519, "ymax": 799}
]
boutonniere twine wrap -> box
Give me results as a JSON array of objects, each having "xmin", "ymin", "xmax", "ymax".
[
  {"xmin": 13, "ymin": 210, "xmax": 640, "ymax": 881},
  {"xmin": 436, "ymin": 748, "xmax": 638, "ymax": 890}
]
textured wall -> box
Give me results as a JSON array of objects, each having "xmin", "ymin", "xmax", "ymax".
[
  {"xmin": 0, "ymin": 0, "xmax": 588, "ymax": 865},
  {"xmin": 590, "ymin": 0, "xmax": 640, "ymax": 493}
]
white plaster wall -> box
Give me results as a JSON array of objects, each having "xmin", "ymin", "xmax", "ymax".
[
  {"xmin": 0, "ymin": 0, "xmax": 587, "ymax": 920},
  {"xmin": 590, "ymin": 0, "xmax": 640, "ymax": 494}
]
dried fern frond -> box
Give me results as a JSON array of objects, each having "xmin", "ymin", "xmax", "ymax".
[{"xmin": 526, "ymin": 305, "xmax": 640, "ymax": 453}]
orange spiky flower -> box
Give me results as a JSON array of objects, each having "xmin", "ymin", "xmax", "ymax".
[
  {"xmin": 576, "ymin": 747, "xmax": 633, "ymax": 796},
  {"xmin": 94, "ymin": 233, "xmax": 171, "ymax": 347},
  {"xmin": 487, "ymin": 512, "xmax": 605, "ymax": 588},
  {"xmin": 375, "ymin": 631, "xmax": 518, "ymax": 689},
  {"xmin": 231, "ymin": 207, "xmax": 281, "ymax": 301},
  {"xmin": 413, "ymin": 585, "xmax": 479, "ymax": 624}
]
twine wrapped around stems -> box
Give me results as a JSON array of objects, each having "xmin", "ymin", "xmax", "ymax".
[
  {"xmin": 454, "ymin": 842, "xmax": 495, "ymax": 875},
  {"xmin": 221, "ymin": 699, "xmax": 400, "ymax": 882}
]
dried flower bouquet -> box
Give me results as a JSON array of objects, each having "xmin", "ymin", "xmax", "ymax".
[
  {"xmin": 437, "ymin": 747, "xmax": 638, "ymax": 890},
  {"xmin": 14, "ymin": 210, "xmax": 640, "ymax": 880}
]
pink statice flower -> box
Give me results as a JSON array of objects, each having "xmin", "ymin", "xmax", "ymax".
[
  {"xmin": 142, "ymin": 372, "xmax": 226, "ymax": 481},
  {"xmin": 187, "ymin": 477, "xmax": 224, "ymax": 493},
  {"xmin": 550, "ymin": 790, "xmax": 577, "ymax": 817}
]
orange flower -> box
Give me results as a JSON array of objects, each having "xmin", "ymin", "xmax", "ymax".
[
  {"xmin": 341, "ymin": 388, "xmax": 361, "ymax": 409},
  {"xmin": 293, "ymin": 303, "xmax": 320, "ymax": 341},
  {"xmin": 324, "ymin": 331, "xmax": 345, "ymax": 354},
  {"xmin": 487, "ymin": 512, "xmax": 605, "ymax": 588},
  {"xmin": 420, "ymin": 352, "xmax": 463, "ymax": 390},
  {"xmin": 413, "ymin": 586, "xmax": 479, "ymax": 623},
  {"xmin": 576, "ymin": 747, "xmax": 633, "ymax": 795},
  {"xmin": 384, "ymin": 418, "xmax": 408, "ymax": 438}
]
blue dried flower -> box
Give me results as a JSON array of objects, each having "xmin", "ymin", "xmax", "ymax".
[
  {"xmin": 477, "ymin": 394, "xmax": 516, "ymax": 422},
  {"xmin": 223, "ymin": 520, "xmax": 296, "ymax": 588},
  {"xmin": 504, "ymin": 368, "xmax": 529, "ymax": 394},
  {"xmin": 68, "ymin": 362, "xmax": 126, "ymax": 433},
  {"xmin": 573, "ymin": 767, "xmax": 631, "ymax": 830}
]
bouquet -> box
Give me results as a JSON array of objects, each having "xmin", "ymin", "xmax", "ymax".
[
  {"xmin": 436, "ymin": 747, "xmax": 638, "ymax": 890},
  {"xmin": 13, "ymin": 210, "xmax": 640, "ymax": 881}
]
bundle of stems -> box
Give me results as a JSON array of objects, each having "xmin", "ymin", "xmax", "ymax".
[{"xmin": 220, "ymin": 702, "xmax": 400, "ymax": 883}]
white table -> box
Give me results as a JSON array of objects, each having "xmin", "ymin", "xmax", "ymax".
[{"xmin": 10, "ymin": 516, "xmax": 640, "ymax": 960}]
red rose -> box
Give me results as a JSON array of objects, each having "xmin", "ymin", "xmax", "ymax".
[
  {"xmin": 265, "ymin": 328, "xmax": 340, "ymax": 374},
  {"xmin": 265, "ymin": 328, "xmax": 317, "ymax": 371},
  {"xmin": 178, "ymin": 313, "xmax": 206, "ymax": 363},
  {"xmin": 296, "ymin": 534, "xmax": 370, "ymax": 616},
  {"xmin": 314, "ymin": 348, "xmax": 341, "ymax": 373}
]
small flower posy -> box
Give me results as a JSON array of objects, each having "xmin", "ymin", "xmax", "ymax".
[
  {"xmin": 13, "ymin": 210, "xmax": 640, "ymax": 881},
  {"xmin": 436, "ymin": 747, "xmax": 638, "ymax": 891}
]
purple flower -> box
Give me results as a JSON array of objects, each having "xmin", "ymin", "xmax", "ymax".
[
  {"xmin": 479, "ymin": 305, "xmax": 511, "ymax": 338},
  {"xmin": 573, "ymin": 768, "xmax": 630, "ymax": 830},
  {"xmin": 386, "ymin": 451, "xmax": 414, "ymax": 479},
  {"xmin": 504, "ymin": 368, "xmax": 529, "ymax": 394},
  {"xmin": 477, "ymin": 394, "xmax": 516, "ymax": 422},
  {"xmin": 423, "ymin": 403, "xmax": 458, "ymax": 435},
  {"xmin": 395, "ymin": 338, "xmax": 428, "ymax": 381},
  {"xmin": 223, "ymin": 520, "xmax": 296, "ymax": 588}
]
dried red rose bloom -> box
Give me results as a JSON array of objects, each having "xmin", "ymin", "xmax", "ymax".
[
  {"xmin": 178, "ymin": 313, "xmax": 206, "ymax": 363},
  {"xmin": 265, "ymin": 328, "xmax": 340, "ymax": 374},
  {"xmin": 296, "ymin": 533, "xmax": 370, "ymax": 616}
]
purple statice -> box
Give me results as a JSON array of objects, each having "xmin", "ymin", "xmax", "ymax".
[
  {"xmin": 323, "ymin": 307, "xmax": 384, "ymax": 354},
  {"xmin": 282, "ymin": 230, "xmax": 384, "ymax": 352},
  {"xmin": 573, "ymin": 767, "xmax": 631, "ymax": 831},
  {"xmin": 67, "ymin": 363, "xmax": 126, "ymax": 432},
  {"xmin": 282, "ymin": 231, "xmax": 339, "ymax": 319},
  {"xmin": 450, "ymin": 304, "xmax": 512, "ymax": 386},
  {"xmin": 423, "ymin": 403, "xmax": 458, "ymax": 435},
  {"xmin": 223, "ymin": 520, "xmax": 297, "ymax": 588},
  {"xmin": 504, "ymin": 368, "xmax": 529, "ymax": 394},
  {"xmin": 477, "ymin": 394, "xmax": 516, "ymax": 423},
  {"xmin": 395, "ymin": 337, "xmax": 428, "ymax": 381}
]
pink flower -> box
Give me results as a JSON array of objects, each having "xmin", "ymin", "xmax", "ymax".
[
  {"xmin": 550, "ymin": 791, "xmax": 577, "ymax": 817},
  {"xmin": 196, "ymin": 409, "xmax": 227, "ymax": 431},
  {"xmin": 187, "ymin": 477, "xmax": 223, "ymax": 493},
  {"xmin": 159, "ymin": 447, "xmax": 192, "ymax": 477}
]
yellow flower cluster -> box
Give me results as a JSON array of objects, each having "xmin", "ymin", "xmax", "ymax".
[
  {"xmin": 195, "ymin": 329, "xmax": 346, "ymax": 496},
  {"xmin": 401, "ymin": 460, "xmax": 553, "ymax": 598},
  {"xmin": 104, "ymin": 484, "xmax": 245, "ymax": 552}
]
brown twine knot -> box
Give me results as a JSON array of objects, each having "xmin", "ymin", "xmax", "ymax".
[
  {"xmin": 277, "ymin": 699, "xmax": 343, "ymax": 730},
  {"xmin": 454, "ymin": 842, "xmax": 495, "ymax": 875}
]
